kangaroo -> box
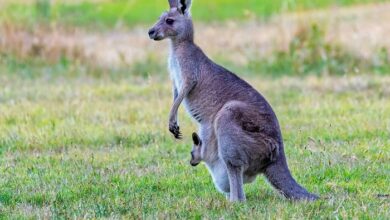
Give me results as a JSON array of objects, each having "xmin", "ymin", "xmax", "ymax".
[
  {"xmin": 148, "ymin": 0, "xmax": 318, "ymax": 202},
  {"xmin": 190, "ymin": 132, "xmax": 259, "ymax": 199}
]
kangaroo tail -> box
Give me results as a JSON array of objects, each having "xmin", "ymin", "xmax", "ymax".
[{"xmin": 264, "ymin": 145, "xmax": 318, "ymax": 201}]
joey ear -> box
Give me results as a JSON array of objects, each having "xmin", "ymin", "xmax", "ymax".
[
  {"xmin": 178, "ymin": 0, "xmax": 192, "ymax": 15},
  {"xmin": 168, "ymin": 0, "xmax": 178, "ymax": 9},
  {"xmin": 192, "ymin": 132, "xmax": 201, "ymax": 146}
]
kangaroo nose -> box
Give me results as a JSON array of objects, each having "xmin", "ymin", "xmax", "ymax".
[{"xmin": 148, "ymin": 29, "xmax": 155, "ymax": 37}]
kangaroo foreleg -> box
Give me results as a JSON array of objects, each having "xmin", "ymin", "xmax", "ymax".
[
  {"xmin": 168, "ymin": 80, "xmax": 196, "ymax": 139},
  {"xmin": 172, "ymin": 85, "xmax": 178, "ymax": 101}
]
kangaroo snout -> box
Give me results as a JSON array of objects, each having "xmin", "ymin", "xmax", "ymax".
[
  {"xmin": 148, "ymin": 29, "xmax": 155, "ymax": 36},
  {"xmin": 190, "ymin": 151, "xmax": 199, "ymax": 166},
  {"xmin": 190, "ymin": 160, "xmax": 200, "ymax": 167},
  {"xmin": 148, "ymin": 29, "xmax": 156, "ymax": 39},
  {"xmin": 148, "ymin": 28, "xmax": 163, "ymax": 41}
]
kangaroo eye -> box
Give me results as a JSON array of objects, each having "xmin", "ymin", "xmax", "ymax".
[{"xmin": 166, "ymin": 18, "xmax": 174, "ymax": 25}]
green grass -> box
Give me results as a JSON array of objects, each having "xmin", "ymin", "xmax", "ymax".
[
  {"xmin": 0, "ymin": 60, "xmax": 389, "ymax": 218},
  {"xmin": 1, "ymin": 0, "xmax": 389, "ymax": 28}
]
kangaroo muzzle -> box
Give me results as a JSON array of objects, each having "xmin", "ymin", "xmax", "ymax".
[
  {"xmin": 190, "ymin": 160, "xmax": 200, "ymax": 167},
  {"xmin": 190, "ymin": 151, "xmax": 200, "ymax": 166},
  {"xmin": 148, "ymin": 28, "xmax": 163, "ymax": 41}
]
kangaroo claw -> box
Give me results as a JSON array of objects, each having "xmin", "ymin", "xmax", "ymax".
[{"xmin": 169, "ymin": 122, "xmax": 182, "ymax": 139}]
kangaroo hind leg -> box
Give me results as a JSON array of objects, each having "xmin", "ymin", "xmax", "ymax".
[
  {"xmin": 214, "ymin": 102, "xmax": 251, "ymax": 202},
  {"xmin": 217, "ymin": 130, "xmax": 246, "ymax": 202},
  {"xmin": 226, "ymin": 162, "xmax": 246, "ymax": 202}
]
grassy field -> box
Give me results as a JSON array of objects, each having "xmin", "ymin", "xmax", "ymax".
[
  {"xmin": 1, "ymin": 0, "xmax": 389, "ymax": 28},
  {"xmin": 0, "ymin": 66, "xmax": 389, "ymax": 218},
  {"xmin": 1, "ymin": 0, "xmax": 390, "ymax": 219}
]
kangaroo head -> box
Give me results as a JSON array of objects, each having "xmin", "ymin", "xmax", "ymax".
[
  {"xmin": 148, "ymin": 0, "xmax": 193, "ymax": 42},
  {"xmin": 190, "ymin": 132, "xmax": 202, "ymax": 166}
]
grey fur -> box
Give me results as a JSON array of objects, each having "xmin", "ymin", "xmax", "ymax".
[
  {"xmin": 168, "ymin": 0, "xmax": 177, "ymax": 9},
  {"xmin": 149, "ymin": 0, "xmax": 318, "ymax": 202}
]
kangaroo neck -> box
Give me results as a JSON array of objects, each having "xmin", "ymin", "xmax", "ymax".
[{"xmin": 169, "ymin": 38, "xmax": 195, "ymax": 53}]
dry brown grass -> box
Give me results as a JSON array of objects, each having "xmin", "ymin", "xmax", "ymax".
[
  {"xmin": 197, "ymin": 2, "xmax": 390, "ymax": 64},
  {"xmin": 0, "ymin": 23, "xmax": 85, "ymax": 63},
  {"xmin": 1, "ymin": 2, "xmax": 389, "ymax": 66}
]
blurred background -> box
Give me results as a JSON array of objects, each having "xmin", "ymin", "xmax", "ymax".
[
  {"xmin": 1, "ymin": 0, "xmax": 389, "ymax": 76},
  {"xmin": 0, "ymin": 0, "xmax": 389, "ymax": 218}
]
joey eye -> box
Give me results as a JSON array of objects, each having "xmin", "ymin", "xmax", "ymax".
[{"xmin": 166, "ymin": 18, "xmax": 174, "ymax": 25}]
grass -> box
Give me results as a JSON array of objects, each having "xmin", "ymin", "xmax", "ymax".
[
  {"xmin": 0, "ymin": 60, "xmax": 389, "ymax": 218},
  {"xmin": 1, "ymin": 0, "xmax": 389, "ymax": 28}
]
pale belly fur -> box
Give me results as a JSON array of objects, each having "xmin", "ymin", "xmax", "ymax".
[
  {"xmin": 168, "ymin": 53, "xmax": 183, "ymax": 90},
  {"xmin": 168, "ymin": 53, "xmax": 194, "ymax": 117},
  {"xmin": 205, "ymin": 159, "xmax": 257, "ymax": 194}
]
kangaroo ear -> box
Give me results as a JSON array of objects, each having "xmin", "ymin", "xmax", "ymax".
[
  {"xmin": 168, "ymin": 0, "xmax": 178, "ymax": 9},
  {"xmin": 192, "ymin": 132, "xmax": 201, "ymax": 146},
  {"xmin": 178, "ymin": 0, "xmax": 192, "ymax": 15}
]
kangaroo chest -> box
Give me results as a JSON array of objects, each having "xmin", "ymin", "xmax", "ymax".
[
  {"xmin": 168, "ymin": 53, "xmax": 183, "ymax": 90},
  {"xmin": 168, "ymin": 48, "xmax": 209, "ymax": 124},
  {"xmin": 169, "ymin": 52, "xmax": 201, "ymax": 121}
]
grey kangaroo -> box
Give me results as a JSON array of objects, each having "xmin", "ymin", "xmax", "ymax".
[{"xmin": 148, "ymin": 0, "xmax": 318, "ymax": 202}]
